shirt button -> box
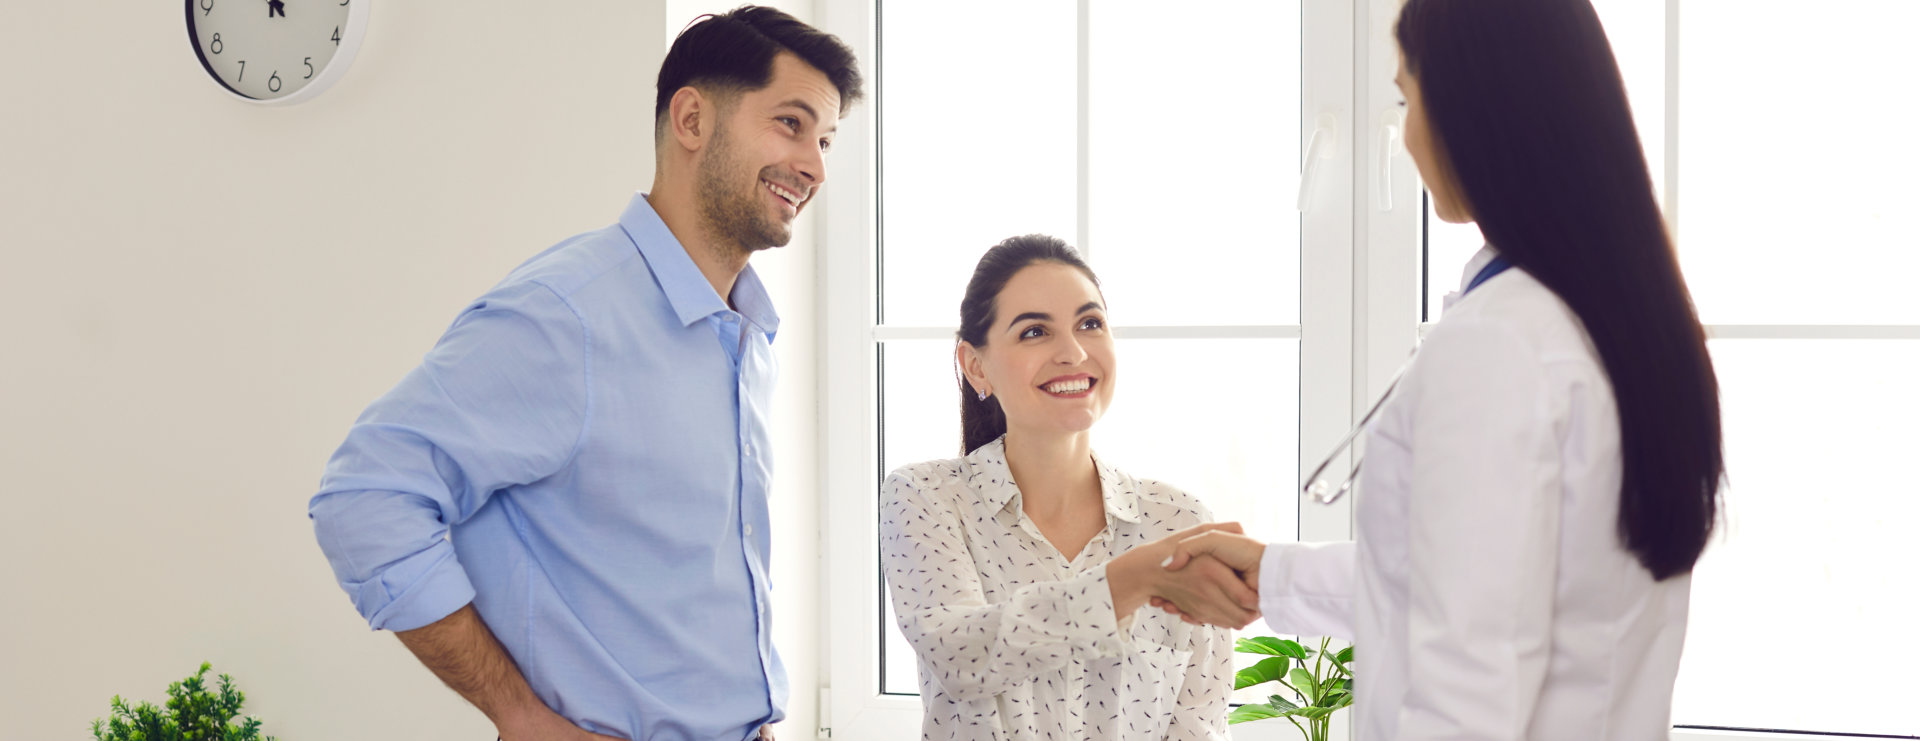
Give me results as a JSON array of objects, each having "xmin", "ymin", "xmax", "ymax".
[{"xmin": 744, "ymin": 523, "xmax": 754, "ymax": 537}]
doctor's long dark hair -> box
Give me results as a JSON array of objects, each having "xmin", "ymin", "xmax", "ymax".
[
  {"xmin": 1398, "ymin": 0, "xmax": 1723, "ymax": 580},
  {"xmin": 957, "ymin": 235, "xmax": 1101, "ymax": 455}
]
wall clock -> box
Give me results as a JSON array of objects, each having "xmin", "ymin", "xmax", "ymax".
[{"xmin": 185, "ymin": 0, "xmax": 370, "ymax": 104}]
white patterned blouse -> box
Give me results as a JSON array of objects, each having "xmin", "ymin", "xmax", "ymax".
[{"xmin": 881, "ymin": 437, "xmax": 1234, "ymax": 740}]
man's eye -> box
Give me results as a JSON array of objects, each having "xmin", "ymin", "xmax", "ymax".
[
  {"xmin": 820, "ymin": 138, "xmax": 833, "ymax": 153},
  {"xmin": 778, "ymin": 116, "xmax": 800, "ymax": 130}
]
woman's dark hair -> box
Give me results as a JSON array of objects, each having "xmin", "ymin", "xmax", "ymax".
[
  {"xmin": 655, "ymin": 5, "xmax": 864, "ymax": 136},
  {"xmin": 1397, "ymin": 0, "xmax": 1723, "ymax": 580},
  {"xmin": 957, "ymin": 235, "xmax": 1101, "ymax": 455}
]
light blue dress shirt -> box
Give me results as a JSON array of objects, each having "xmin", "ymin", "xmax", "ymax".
[{"xmin": 310, "ymin": 193, "xmax": 784, "ymax": 741}]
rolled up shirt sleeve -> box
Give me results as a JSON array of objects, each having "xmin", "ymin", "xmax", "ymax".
[{"xmin": 309, "ymin": 279, "xmax": 591, "ymax": 632}]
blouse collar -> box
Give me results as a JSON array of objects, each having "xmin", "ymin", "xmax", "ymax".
[{"xmin": 963, "ymin": 436, "xmax": 1144, "ymax": 525}]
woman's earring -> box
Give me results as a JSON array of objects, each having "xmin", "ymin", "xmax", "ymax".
[{"xmin": 977, "ymin": 388, "xmax": 989, "ymax": 401}]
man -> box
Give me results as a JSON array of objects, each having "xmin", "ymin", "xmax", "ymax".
[{"xmin": 308, "ymin": 8, "xmax": 861, "ymax": 740}]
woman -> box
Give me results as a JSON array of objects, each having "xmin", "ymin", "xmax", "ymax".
[
  {"xmin": 1165, "ymin": 1, "xmax": 1724, "ymax": 739},
  {"xmin": 881, "ymin": 235, "xmax": 1255, "ymax": 740}
]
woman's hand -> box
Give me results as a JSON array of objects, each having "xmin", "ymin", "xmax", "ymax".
[
  {"xmin": 1149, "ymin": 529, "xmax": 1269, "ymax": 626},
  {"xmin": 1108, "ymin": 522, "xmax": 1261, "ymax": 629}
]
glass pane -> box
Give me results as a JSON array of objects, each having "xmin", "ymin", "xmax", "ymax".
[
  {"xmin": 1671, "ymin": 340, "xmax": 1920, "ymax": 736},
  {"xmin": 879, "ymin": 2, "xmax": 1077, "ymax": 327},
  {"xmin": 878, "ymin": 338, "xmax": 1302, "ymax": 695},
  {"xmin": 1089, "ymin": 1, "xmax": 1302, "ymax": 326},
  {"xmin": 1423, "ymin": 0, "xmax": 1664, "ymax": 319},
  {"xmin": 1678, "ymin": 1, "xmax": 1920, "ymax": 323}
]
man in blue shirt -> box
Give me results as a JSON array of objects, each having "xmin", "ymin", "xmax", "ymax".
[{"xmin": 309, "ymin": 8, "xmax": 861, "ymax": 740}]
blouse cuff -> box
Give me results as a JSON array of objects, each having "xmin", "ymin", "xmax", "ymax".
[{"xmin": 1063, "ymin": 562, "xmax": 1132, "ymax": 658}]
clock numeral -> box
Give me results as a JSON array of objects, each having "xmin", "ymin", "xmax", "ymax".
[
  {"xmin": 341, "ymin": 0, "xmax": 349, "ymax": 5},
  {"xmin": 331, "ymin": 26, "xmax": 342, "ymax": 45},
  {"xmin": 304, "ymin": 57, "xmax": 315, "ymax": 79},
  {"xmin": 236, "ymin": 59, "xmax": 245, "ymax": 81},
  {"xmin": 268, "ymin": 72, "xmax": 282, "ymax": 93},
  {"xmin": 209, "ymin": 33, "xmax": 222, "ymax": 55},
  {"xmin": 200, "ymin": 0, "xmax": 214, "ymax": 16}
]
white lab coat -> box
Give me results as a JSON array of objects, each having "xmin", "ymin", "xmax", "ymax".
[{"xmin": 1259, "ymin": 248, "xmax": 1692, "ymax": 740}]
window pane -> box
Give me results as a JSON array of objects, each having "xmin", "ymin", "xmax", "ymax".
[
  {"xmin": 1423, "ymin": 0, "xmax": 1664, "ymax": 319},
  {"xmin": 1089, "ymin": 1, "xmax": 1302, "ymax": 326},
  {"xmin": 877, "ymin": 340, "xmax": 960, "ymax": 694},
  {"xmin": 1672, "ymin": 340, "xmax": 1920, "ymax": 735},
  {"xmin": 877, "ymin": 338, "xmax": 1302, "ymax": 695},
  {"xmin": 1678, "ymin": 1, "xmax": 1920, "ymax": 323},
  {"xmin": 879, "ymin": 2, "xmax": 1077, "ymax": 327}
]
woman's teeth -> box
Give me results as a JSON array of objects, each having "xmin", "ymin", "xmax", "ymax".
[{"xmin": 1044, "ymin": 378, "xmax": 1092, "ymax": 394}]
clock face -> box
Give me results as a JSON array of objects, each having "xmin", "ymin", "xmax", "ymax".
[{"xmin": 186, "ymin": 0, "xmax": 361, "ymax": 102}]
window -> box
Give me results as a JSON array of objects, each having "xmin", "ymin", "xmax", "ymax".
[{"xmin": 824, "ymin": 1, "xmax": 1917, "ymax": 739}]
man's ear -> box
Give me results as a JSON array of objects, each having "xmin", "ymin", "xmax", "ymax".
[{"xmin": 667, "ymin": 86, "xmax": 713, "ymax": 154}]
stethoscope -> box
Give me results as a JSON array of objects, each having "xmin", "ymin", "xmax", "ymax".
[{"xmin": 1301, "ymin": 253, "xmax": 1513, "ymax": 505}]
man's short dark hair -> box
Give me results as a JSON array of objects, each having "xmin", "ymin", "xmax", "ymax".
[{"xmin": 655, "ymin": 6, "xmax": 864, "ymax": 135}]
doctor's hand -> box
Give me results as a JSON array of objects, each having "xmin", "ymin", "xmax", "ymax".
[
  {"xmin": 1108, "ymin": 522, "xmax": 1261, "ymax": 629},
  {"xmin": 1152, "ymin": 529, "xmax": 1269, "ymax": 627}
]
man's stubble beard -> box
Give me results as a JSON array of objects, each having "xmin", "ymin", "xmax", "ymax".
[{"xmin": 696, "ymin": 122, "xmax": 792, "ymax": 262}]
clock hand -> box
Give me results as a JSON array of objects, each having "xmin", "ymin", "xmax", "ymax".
[{"xmin": 266, "ymin": 0, "xmax": 286, "ymax": 18}]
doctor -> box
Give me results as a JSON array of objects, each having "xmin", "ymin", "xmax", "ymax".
[{"xmin": 1162, "ymin": 0, "xmax": 1724, "ymax": 739}]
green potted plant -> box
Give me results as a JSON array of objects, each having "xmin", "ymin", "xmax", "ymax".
[
  {"xmin": 1229, "ymin": 636, "xmax": 1353, "ymax": 741},
  {"xmin": 91, "ymin": 662, "xmax": 276, "ymax": 741}
]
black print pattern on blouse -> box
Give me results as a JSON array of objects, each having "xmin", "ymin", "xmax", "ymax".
[{"xmin": 880, "ymin": 437, "xmax": 1235, "ymax": 740}]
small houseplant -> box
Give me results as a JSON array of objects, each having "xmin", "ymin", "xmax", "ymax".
[
  {"xmin": 91, "ymin": 662, "xmax": 276, "ymax": 741},
  {"xmin": 1229, "ymin": 636, "xmax": 1353, "ymax": 741}
]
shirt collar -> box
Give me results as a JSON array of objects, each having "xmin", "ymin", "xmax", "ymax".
[
  {"xmin": 964, "ymin": 437, "xmax": 1144, "ymax": 525},
  {"xmin": 1441, "ymin": 244, "xmax": 1502, "ymax": 313},
  {"xmin": 617, "ymin": 193, "xmax": 782, "ymax": 340}
]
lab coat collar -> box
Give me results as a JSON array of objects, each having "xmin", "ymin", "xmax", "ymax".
[{"xmin": 1440, "ymin": 244, "xmax": 1502, "ymax": 313}]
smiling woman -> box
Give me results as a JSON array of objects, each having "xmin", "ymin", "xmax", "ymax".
[{"xmin": 877, "ymin": 234, "xmax": 1261, "ymax": 740}]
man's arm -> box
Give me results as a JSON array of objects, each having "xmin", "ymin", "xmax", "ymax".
[{"xmin": 395, "ymin": 603, "xmax": 620, "ymax": 741}]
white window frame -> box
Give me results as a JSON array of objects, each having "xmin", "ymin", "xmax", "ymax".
[{"xmin": 817, "ymin": 1, "xmax": 1901, "ymax": 740}]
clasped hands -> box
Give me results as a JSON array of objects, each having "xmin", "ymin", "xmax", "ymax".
[{"xmin": 1109, "ymin": 523, "xmax": 1270, "ymax": 630}]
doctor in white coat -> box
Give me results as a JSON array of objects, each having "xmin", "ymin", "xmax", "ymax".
[{"xmin": 1161, "ymin": 1, "xmax": 1725, "ymax": 739}]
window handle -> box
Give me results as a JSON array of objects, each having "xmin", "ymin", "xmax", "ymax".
[
  {"xmin": 1378, "ymin": 109, "xmax": 1405, "ymax": 212},
  {"xmin": 1297, "ymin": 113, "xmax": 1339, "ymax": 213}
]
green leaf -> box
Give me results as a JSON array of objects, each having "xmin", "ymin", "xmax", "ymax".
[
  {"xmin": 1288, "ymin": 667, "xmax": 1318, "ymax": 700},
  {"xmin": 1297, "ymin": 706, "xmax": 1333, "ymax": 720},
  {"xmin": 1267, "ymin": 694, "xmax": 1300, "ymax": 711},
  {"xmin": 1334, "ymin": 645, "xmax": 1355, "ymax": 664},
  {"xmin": 1235, "ymin": 636, "xmax": 1289, "ymax": 656},
  {"xmin": 1276, "ymin": 639, "xmax": 1310, "ymax": 660},
  {"xmin": 1229, "ymin": 703, "xmax": 1285, "ymax": 724},
  {"xmin": 1236, "ymin": 657, "xmax": 1288, "ymax": 690}
]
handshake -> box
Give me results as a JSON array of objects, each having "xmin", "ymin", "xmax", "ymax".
[{"xmin": 1108, "ymin": 523, "xmax": 1270, "ymax": 630}]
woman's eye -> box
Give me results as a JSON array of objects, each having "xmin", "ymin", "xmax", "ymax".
[
  {"xmin": 1020, "ymin": 325, "xmax": 1046, "ymax": 340},
  {"xmin": 1079, "ymin": 317, "xmax": 1105, "ymax": 331}
]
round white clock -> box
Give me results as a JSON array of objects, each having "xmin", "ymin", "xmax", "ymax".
[{"xmin": 185, "ymin": 0, "xmax": 370, "ymax": 104}]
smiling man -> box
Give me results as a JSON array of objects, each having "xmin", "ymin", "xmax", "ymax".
[{"xmin": 308, "ymin": 8, "xmax": 861, "ymax": 741}]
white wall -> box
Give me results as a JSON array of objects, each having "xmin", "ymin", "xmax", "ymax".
[{"xmin": 0, "ymin": 2, "xmax": 828, "ymax": 739}]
